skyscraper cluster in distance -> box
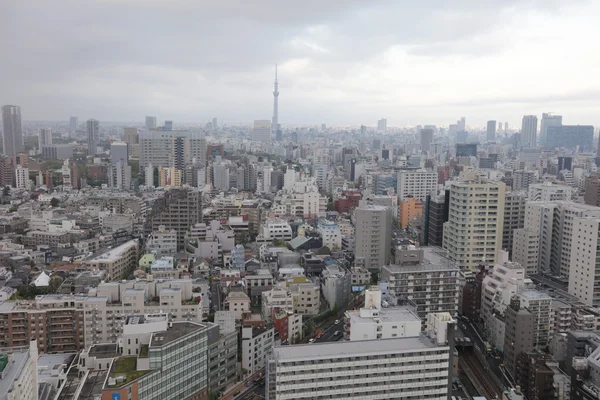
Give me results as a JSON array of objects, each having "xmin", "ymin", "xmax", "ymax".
[{"xmin": 1, "ymin": 66, "xmax": 600, "ymax": 400}]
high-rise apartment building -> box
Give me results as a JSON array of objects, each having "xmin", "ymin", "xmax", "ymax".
[
  {"xmin": 39, "ymin": 127, "xmax": 52, "ymax": 149},
  {"xmin": 443, "ymin": 175, "xmax": 506, "ymax": 270},
  {"xmin": 569, "ymin": 217, "xmax": 600, "ymax": 307},
  {"xmin": 512, "ymin": 228, "xmax": 540, "ymax": 275},
  {"xmin": 502, "ymin": 192, "xmax": 526, "ymax": 257},
  {"xmin": 513, "ymin": 170, "xmax": 536, "ymax": 191},
  {"xmin": 584, "ymin": 173, "xmax": 600, "ymax": 207},
  {"xmin": 354, "ymin": 205, "xmax": 392, "ymax": 270},
  {"xmin": 69, "ymin": 116, "xmax": 78, "ymax": 132},
  {"xmin": 2, "ymin": 105, "xmax": 23, "ymax": 157},
  {"xmin": 397, "ymin": 169, "xmax": 438, "ymax": 201},
  {"xmin": 381, "ymin": 247, "xmax": 460, "ymax": 320},
  {"xmin": 504, "ymin": 297, "xmax": 534, "ymax": 378},
  {"xmin": 521, "ymin": 115, "xmax": 538, "ymax": 147},
  {"xmin": 420, "ymin": 128, "xmax": 434, "ymax": 152},
  {"xmin": 145, "ymin": 115, "xmax": 157, "ymax": 129},
  {"xmin": 146, "ymin": 188, "xmax": 202, "ymax": 250},
  {"xmin": 86, "ymin": 118, "xmax": 99, "ymax": 156},
  {"xmin": 423, "ymin": 192, "xmax": 449, "ymax": 247},
  {"xmin": 539, "ymin": 113, "xmax": 562, "ymax": 146},
  {"xmin": 267, "ymin": 336, "xmax": 451, "ymax": 400},
  {"xmin": 551, "ymin": 202, "xmax": 600, "ymax": 278},
  {"xmin": 486, "ymin": 120, "xmax": 497, "ymax": 142}
]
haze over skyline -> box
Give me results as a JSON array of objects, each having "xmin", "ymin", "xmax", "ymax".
[{"xmin": 2, "ymin": 0, "xmax": 600, "ymax": 127}]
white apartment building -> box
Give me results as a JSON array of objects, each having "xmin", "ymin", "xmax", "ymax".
[
  {"xmin": 316, "ymin": 219, "xmax": 342, "ymax": 250},
  {"xmin": 82, "ymin": 239, "xmax": 139, "ymax": 280},
  {"xmin": 262, "ymin": 285, "xmax": 294, "ymax": 321},
  {"xmin": 397, "ymin": 169, "xmax": 438, "ymax": 201},
  {"xmin": 15, "ymin": 165, "xmax": 29, "ymax": 190},
  {"xmin": 289, "ymin": 280, "xmax": 320, "ymax": 315},
  {"xmin": 145, "ymin": 225, "xmax": 177, "ymax": 257},
  {"xmin": 242, "ymin": 326, "xmax": 274, "ymax": 374},
  {"xmin": 354, "ymin": 205, "xmax": 392, "ymax": 270},
  {"xmin": 480, "ymin": 251, "xmax": 526, "ymax": 349},
  {"xmin": 442, "ymin": 174, "xmax": 506, "ymax": 270},
  {"xmin": 552, "ymin": 202, "xmax": 600, "ymax": 278},
  {"xmin": 271, "ymin": 189, "xmax": 327, "ymax": 219},
  {"xmin": 256, "ymin": 220, "xmax": 293, "ymax": 243},
  {"xmin": 267, "ymin": 336, "xmax": 450, "ymax": 400},
  {"xmin": 528, "ymin": 182, "xmax": 573, "ymax": 201},
  {"xmin": 0, "ymin": 340, "xmax": 38, "ymax": 400},
  {"xmin": 569, "ymin": 217, "xmax": 600, "ymax": 307},
  {"xmin": 344, "ymin": 287, "xmax": 421, "ymax": 341}
]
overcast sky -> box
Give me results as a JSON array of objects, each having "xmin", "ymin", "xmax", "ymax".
[{"xmin": 2, "ymin": 0, "xmax": 599, "ymax": 128}]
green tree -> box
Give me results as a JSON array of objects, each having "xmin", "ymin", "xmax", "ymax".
[{"xmin": 50, "ymin": 197, "xmax": 60, "ymax": 207}]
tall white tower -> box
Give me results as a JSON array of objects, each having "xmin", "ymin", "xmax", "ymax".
[{"xmin": 272, "ymin": 64, "xmax": 279, "ymax": 134}]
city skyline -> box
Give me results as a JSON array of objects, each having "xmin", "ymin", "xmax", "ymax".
[{"xmin": 1, "ymin": 1, "xmax": 600, "ymax": 126}]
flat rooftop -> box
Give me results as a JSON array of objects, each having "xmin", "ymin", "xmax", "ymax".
[
  {"xmin": 520, "ymin": 289, "xmax": 552, "ymax": 300},
  {"xmin": 0, "ymin": 350, "xmax": 30, "ymax": 397},
  {"xmin": 274, "ymin": 335, "xmax": 444, "ymax": 362},
  {"xmin": 86, "ymin": 239, "xmax": 137, "ymax": 263},
  {"xmin": 347, "ymin": 307, "xmax": 421, "ymax": 325},
  {"xmin": 150, "ymin": 322, "xmax": 207, "ymax": 347},
  {"xmin": 88, "ymin": 343, "xmax": 120, "ymax": 359}
]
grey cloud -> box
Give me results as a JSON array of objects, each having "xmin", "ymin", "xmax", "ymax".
[{"xmin": 0, "ymin": 0, "xmax": 597, "ymax": 124}]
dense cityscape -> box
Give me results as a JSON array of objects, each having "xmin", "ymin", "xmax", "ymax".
[{"xmin": 4, "ymin": 2, "xmax": 600, "ymax": 400}]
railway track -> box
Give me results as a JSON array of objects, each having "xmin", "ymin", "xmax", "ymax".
[{"xmin": 459, "ymin": 351, "xmax": 501, "ymax": 400}]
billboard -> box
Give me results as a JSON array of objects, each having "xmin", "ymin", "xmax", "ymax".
[{"xmin": 351, "ymin": 286, "xmax": 366, "ymax": 292}]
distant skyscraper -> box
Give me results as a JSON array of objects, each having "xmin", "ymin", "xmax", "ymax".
[
  {"xmin": 212, "ymin": 117, "xmax": 218, "ymax": 129},
  {"xmin": 272, "ymin": 65, "xmax": 279, "ymax": 133},
  {"xmin": 521, "ymin": 115, "xmax": 538, "ymax": 147},
  {"xmin": 252, "ymin": 120, "xmax": 271, "ymax": 142},
  {"xmin": 377, "ymin": 118, "xmax": 387, "ymax": 132},
  {"xmin": 420, "ymin": 128, "xmax": 434, "ymax": 152},
  {"xmin": 110, "ymin": 142, "xmax": 129, "ymax": 165},
  {"xmin": 39, "ymin": 128, "xmax": 52, "ymax": 149},
  {"xmin": 164, "ymin": 120, "xmax": 173, "ymax": 131},
  {"xmin": 486, "ymin": 120, "xmax": 496, "ymax": 142},
  {"xmin": 539, "ymin": 113, "xmax": 562, "ymax": 146},
  {"xmin": 360, "ymin": 125, "xmax": 367, "ymax": 135},
  {"xmin": 123, "ymin": 127, "xmax": 139, "ymax": 157},
  {"xmin": 145, "ymin": 116, "xmax": 157, "ymax": 130},
  {"xmin": 547, "ymin": 125, "xmax": 594, "ymax": 151},
  {"xmin": 69, "ymin": 116, "xmax": 78, "ymax": 132},
  {"xmin": 504, "ymin": 122, "xmax": 509, "ymax": 133},
  {"xmin": 86, "ymin": 119, "xmax": 99, "ymax": 156},
  {"xmin": 458, "ymin": 117, "xmax": 466, "ymax": 131},
  {"xmin": 1, "ymin": 105, "xmax": 23, "ymax": 157}
]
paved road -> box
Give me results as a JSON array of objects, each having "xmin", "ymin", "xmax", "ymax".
[
  {"xmin": 314, "ymin": 319, "xmax": 344, "ymax": 343},
  {"xmin": 211, "ymin": 279, "xmax": 222, "ymax": 312}
]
